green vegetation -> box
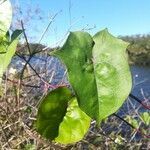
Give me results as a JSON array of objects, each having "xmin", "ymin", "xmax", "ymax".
[
  {"xmin": 0, "ymin": 0, "xmax": 12, "ymax": 36},
  {"xmin": 0, "ymin": 0, "xmax": 21, "ymax": 94},
  {"xmin": 37, "ymin": 87, "xmax": 91, "ymax": 144},
  {"xmin": 120, "ymin": 34, "xmax": 150, "ymax": 66},
  {"xmin": 52, "ymin": 29, "xmax": 132, "ymax": 123},
  {"xmin": 0, "ymin": 0, "xmax": 149, "ymax": 149},
  {"xmin": 16, "ymin": 33, "xmax": 150, "ymax": 66},
  {"xmin": 37, "ymin": 29, "xmax": 132, "ymax": 144}
]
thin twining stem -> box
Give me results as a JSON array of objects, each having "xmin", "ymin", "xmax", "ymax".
[
  {"xmin": 113, "ymin": 113, "xmax": 150, "ymax": 138},
  {"xmin": 129, "ymin": 94, "xmax": 150, "ymax": 110}
]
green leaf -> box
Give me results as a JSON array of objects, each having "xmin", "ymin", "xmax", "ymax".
[
  {"xmin": 0, "ymin": 0, "xmax": 12, "ymax": 36},
  {"xmin": 140, "ymin": 112, "xmax": 150, "ymax": 126},
  {"xmin": 125, "ymin": 116, "xmax": 139, "ymax": 128},
  {"xmin": 36, "ymin": 87, "xmax": 72, "ymax": 140},
  {"xmin": 92, "ymin": 29, "xmax": 132, "ymax": 121},
  {"xmin": 132, "ymin": 119, "xmax": 139, "ymax": 129},
  {"xmin": 51, "ymin": 29, "xmax": 132, "ymax": 122},
  {"xmin": 36, "ymin": 87, "xmax": 91, "ymax": 144},
  {"xmin": 55, "ymin": 97, "xmax": 91, "ymax": 144},
  {"xmin": 0, "ymin": 30, "xmax": 22, "ymax": 90},
  {"xmin": 23, "ymin": 144, "xmax": 36, "ymax": 150}
]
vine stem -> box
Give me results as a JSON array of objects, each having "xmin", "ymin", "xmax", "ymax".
[
  {"xmin": 14, "ymin": 21, "xmax": 150, "ymax": 140},
  {"xmin": 2, "ymin": 75, "xmax": 40, "ymax": 88},
  {"xmin": 129, "ymin": 94, "xmax": 150, "ymax": 110},
  {"xmin": 113, "ymin": 113, "xmax": 150, "ymax": 138},
  {"xmin": 13, "ymin": 53, "xmax": 69, "ymax": 90}
]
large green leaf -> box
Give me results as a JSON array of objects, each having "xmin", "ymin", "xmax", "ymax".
[
  {"xmin": 51, "ymin": 29, "xmax": 132, "ymax": 122},
  {"xmin": 36, "ymin": 87, "xmax": 72, "ymax": 140},
  {"xmin": 92, "ymin": 29, "xmax": 132, "ymax": 121},
  {"xmin": 0, "ymin": 30, "xmax": 22, "ymax": 88},
  {"xmin": 0, "ymin": 0, "xmax": 12, "ymax": 36},
  {"xmin": 55, "ymin": 97, "xmax": 91, "ymax": 144}
]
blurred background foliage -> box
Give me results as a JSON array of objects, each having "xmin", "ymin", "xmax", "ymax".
[{"xmin": 120, "ymin": 34, "xmax": 150, "ymax": 66}]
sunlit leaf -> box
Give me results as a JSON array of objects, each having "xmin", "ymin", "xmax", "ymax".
[
  {"xmin": 0, "ymin": 0, "xmax": 12, "ymax": 36},
  {"xmin": 140, "ymin": 112, "xmax": 150, "ymax": 126},
  {"xmin": 125, "ymin": 116, "xmax": 139, "ymax": 128},
  {"xmin": 52, "ymin": 29, "xmax": 132, "ymax": 122},
  {"xmin": 92, "ymin": 29, "xmax": 132, "ymax": 122},
  {"xmin": 55, "ymin": 97, "xmax": 91, "ymax": 144},
  {"xmin": 36, "ymin": 87, "xmax": 91, "ymax": 143},
  {"xmin": 0, "ymin": 30, "xmax": 22, "ymax": 91}
]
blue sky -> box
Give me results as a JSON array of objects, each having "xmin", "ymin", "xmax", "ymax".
[{"xmin": 10, "ymin": 0, "xmax": 150, "ymax": 47}]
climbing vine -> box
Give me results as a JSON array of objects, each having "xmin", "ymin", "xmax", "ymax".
[
  {"xmin": 0, "ymin": 0, "xmax": 132, "ymax": 145},
  {"xmin": 36, "ymin": 29, "xmax": 132, "ymax": 144}
]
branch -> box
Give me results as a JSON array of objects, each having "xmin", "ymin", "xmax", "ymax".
[
  {"xmin": 129, "ymin": 94, "xmax": 150, "ymax": 110},
  {"xmin": 15, "ymin": 53, "xmax": 68, "ymax": 89},
  {"xmin": 3, "ymin": 75, "xmax": 40, "ymax": 88},
  {"xmin": 113, "ymin": 113, "xmax": 150, "ymax": 138}
]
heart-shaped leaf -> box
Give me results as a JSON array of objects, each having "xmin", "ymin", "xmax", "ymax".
[
  {"xmin": 51, "ymin": 29, "xmax": 132, "ymax": 122},
  {"xmin": 36, "ymin": 87, "xmax": 91, "ymax": 143},
  {"xmin": 0, "ymin": 0, "xmax": 12, "ymax": 36}
]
